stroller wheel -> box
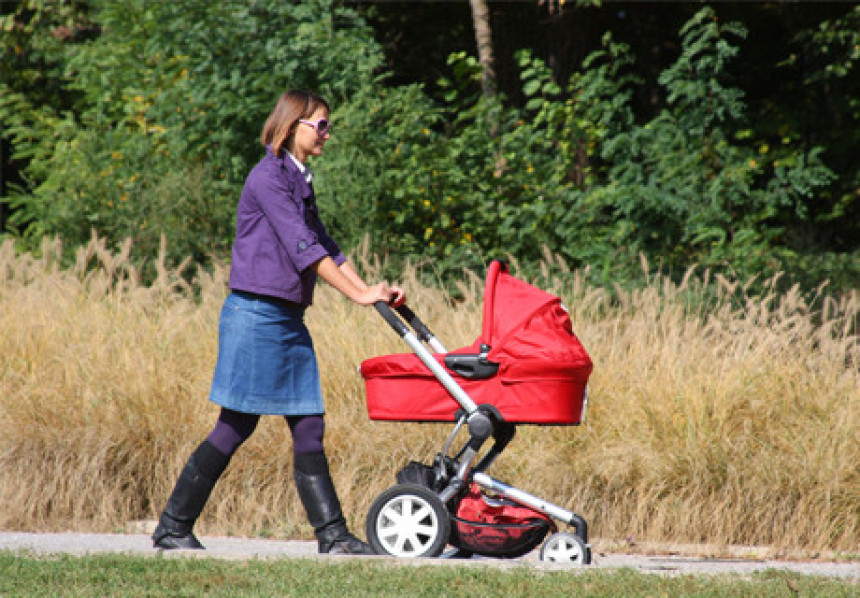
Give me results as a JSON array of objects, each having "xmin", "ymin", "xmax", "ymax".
[
  {"xmin": 366, "ymin": 483, "xmax": 451, "ymax": 558},
  {"xmin": 539, "ymin": 532, "xmax": 590, "ymax": 566}
]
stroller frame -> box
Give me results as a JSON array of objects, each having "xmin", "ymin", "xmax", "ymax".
[{"xmin": 369, "ymin": 277, "xmax": 591, "ymax": 563}]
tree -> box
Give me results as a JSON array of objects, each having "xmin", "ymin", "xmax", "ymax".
[
  {"xmin": 469, "ymin": 0, "xmax": 496, "ymax": 96},
  {"xmin": 1, "ymin": 0, "xmax": 387, "ymax": 271}
]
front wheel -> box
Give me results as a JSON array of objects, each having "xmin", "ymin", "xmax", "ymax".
[
  {"xmin": 366, "ymin": 483, "xmax": 451, "ymax": 558},
  {"xmin": 539, "ymin": 532, "xmax": 590, "ymax": 566}
]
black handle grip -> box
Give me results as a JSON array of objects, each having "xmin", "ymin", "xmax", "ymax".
[
  {"xmin": 374, "ymin": 301, "xmax": 409, "ymax": 337},
  {"xmin": 395, "ymin": 304, "xmax": 436, "ymax": 343}
]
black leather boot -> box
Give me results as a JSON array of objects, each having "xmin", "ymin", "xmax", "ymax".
[
  {"xmin": 152, "ymin": 440, "xmax": 231, "ymax": 550},
  {"xmin": 294, "ymin": 452, "xmax": 375, "ymax": 555}
]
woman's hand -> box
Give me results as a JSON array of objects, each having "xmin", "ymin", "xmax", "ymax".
[
  {"xmin": 388, "ymin": 285, "xmax": 406, "ymax": 308},
  {"xmin": 357, "ymin": 283, "xmax": 405, "ymax": 307}
]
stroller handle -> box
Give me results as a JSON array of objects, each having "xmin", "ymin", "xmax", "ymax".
[
  {"xmin": 374, "ymin": 301, "xmax": 409, "ymax": 337},
  {"xmin": 373, "ymin": 301, "xmax": 437, "ymax": 344}
]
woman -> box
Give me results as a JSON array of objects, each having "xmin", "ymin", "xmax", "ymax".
[{"xmin": 152, "ymin": 89, "xmax": 402, "ymax": 555}]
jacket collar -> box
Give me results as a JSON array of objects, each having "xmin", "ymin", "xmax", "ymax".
[
  {"xmin": 266, "ymin": 146, "xmax": 314, "ymax": 204},
  {"xmin": 287, "ymin": 151, "xmax": 314, "ymax": 184},
  {"xmin": 266, "ymin": 146, "xmax": 313, "ymax": 185}
]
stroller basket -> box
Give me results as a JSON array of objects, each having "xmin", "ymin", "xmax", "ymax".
[
  {"xmin": 450, "ymin": 516, "xmax": 551, "ymax": 558},
  {"xmin": 449, "ymin": 483, "xmax": 555, "ymax": 558},
  {"xmin": 394, "ymin": 457, "xmax": 555, "ymax": 557}
]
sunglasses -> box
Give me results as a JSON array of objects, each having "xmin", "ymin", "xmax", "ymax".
[{"xmin": 298, "ymin": 118, "xmax": 330, "ymax": 136}]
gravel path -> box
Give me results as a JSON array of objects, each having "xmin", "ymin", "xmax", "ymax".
[{"xmin": 1, "ymin": 532, "xmax": 857, "ymax": 579}]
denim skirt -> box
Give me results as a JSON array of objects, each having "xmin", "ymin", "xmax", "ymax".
[{"xmin": 208, "ymin": 291, "xmax": 325, "ymax": 415}]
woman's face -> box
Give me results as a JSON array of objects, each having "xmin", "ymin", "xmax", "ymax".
[{"xmin": 291, "ymin": 106, "xmax": 330, "ymax": 163}]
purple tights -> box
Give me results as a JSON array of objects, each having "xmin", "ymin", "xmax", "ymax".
[{"xmin": 205, "ymin": 408, "xmax": 325, "ymax": 457}]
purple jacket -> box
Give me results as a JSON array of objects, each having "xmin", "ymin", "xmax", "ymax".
[{"xmin": 228, "ymin": 148, "xmax": 346, "ymax": 305}]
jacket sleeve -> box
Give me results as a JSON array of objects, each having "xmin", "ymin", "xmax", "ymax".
[{"xmin": 313, "ymin": 209, "xmax": 346, "ymax": 267}]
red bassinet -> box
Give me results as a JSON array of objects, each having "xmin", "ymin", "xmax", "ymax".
[{"xmin": 361, "ymin": 261, "xmax": 593, "ymax": 425}]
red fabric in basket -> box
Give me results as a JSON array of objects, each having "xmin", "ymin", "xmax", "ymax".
[{"xmin": 455, "ymin": 484, "xmax": 552, "ymax": 527}]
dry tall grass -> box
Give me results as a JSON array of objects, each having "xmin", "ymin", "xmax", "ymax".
[{"xmin": 1, "ymin": 237, "xmax": 857, "ymax": 553}]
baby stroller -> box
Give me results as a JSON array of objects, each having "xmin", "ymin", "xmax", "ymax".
[{"xmin": 360, "ymin": 260, "xmax": 594, "ymax": 565}]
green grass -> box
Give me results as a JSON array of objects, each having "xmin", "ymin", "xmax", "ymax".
[{"xmin": 0, "ymin": 553, "xmax": 855, "ymax": 598}]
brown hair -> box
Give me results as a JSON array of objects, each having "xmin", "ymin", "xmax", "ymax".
[{"xmin": 260, "ymin": 89, "xmax": 330, "ymax": 157}]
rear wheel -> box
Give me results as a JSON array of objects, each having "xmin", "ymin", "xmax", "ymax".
[
  {"xmin": 366, "ymin": 484, "xmax": 450, "ymax": 558},
  {"xmin": 539, "ymin": 532, "xmax": 590, "ymax": 566}
]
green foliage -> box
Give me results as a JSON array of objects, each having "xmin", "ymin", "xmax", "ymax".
[
  {"xmin": 1, "ymin": 0, "xmax": 384, "ymax": 271},
  {"xmin": 334, "ymin": 7, "xmax": 843, "ymax": 288},
  {"xmin": 322, "ymin": 51, "xmax": 582, "ymax": 279},
  {"xmin": 787, "ymin": 5, "xmax": 860, "ymax": 279},
  {"xmin": 605, "ymin": 9, "xmax": 835, "ymax": 278},
  {"xmin": 797, "ymin": 5, "xmax": 860, "ymax": 83},
  {"xmin": 515, "ymin": 8, "xmax": 838, "ymax": 283},
  {"xmin": 1, "ymin": 3, "xmax": 857, "ymax": 291},
  {"xmin": 514, "ymin": 36, "xmax": 640, "ymax": 281},
  {"xmin": 0, "ymin": 0, "xmax": 91, "ymax": 113}
]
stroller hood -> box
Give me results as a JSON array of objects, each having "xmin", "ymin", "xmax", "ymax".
[{"xmin": 480, "ymin": 262, "xmax": 591, "ymax": 372}]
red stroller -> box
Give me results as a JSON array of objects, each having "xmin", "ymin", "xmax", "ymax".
[{"xmin": 361, "ymin": 260, "xmax": 594, "ymax": 564}]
